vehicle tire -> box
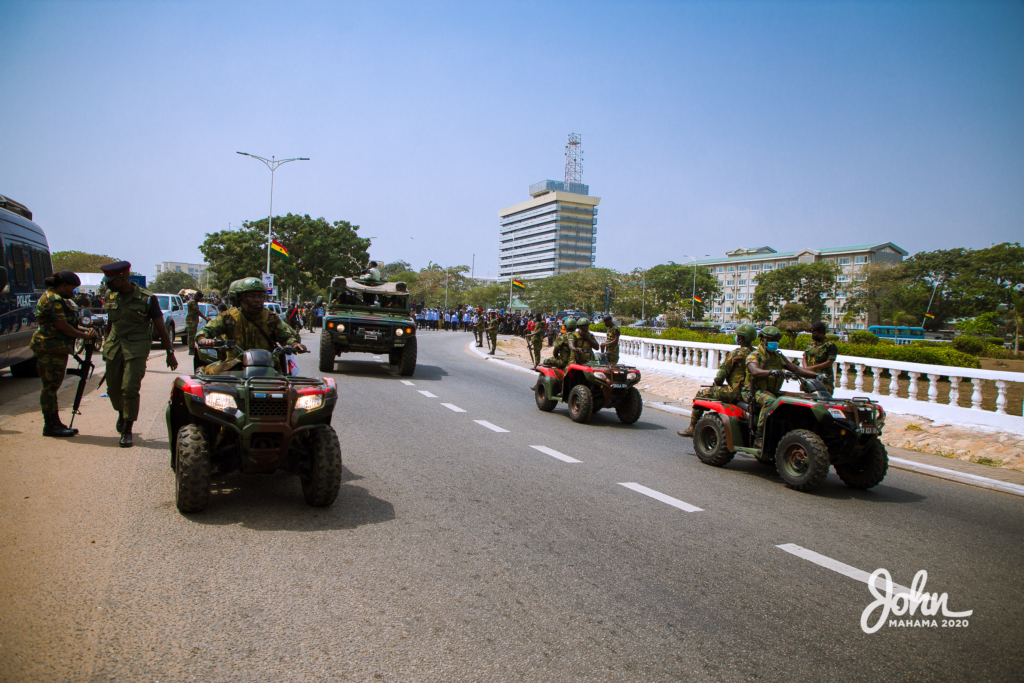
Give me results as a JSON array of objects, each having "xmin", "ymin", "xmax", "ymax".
[
  {"xmin": 535, "ymin": 381, "xmax": 557, "ymax": 412},
  {"xmin": 614, "ymin": 387, "xmax": 643, "ymax": 424},
  {"xmin": 175, "ymin": 423, "xmax": 212, "ymax": 513},
  {"xmin": 301, "ymin": 424, "xmax": 343, "ymax": 507},
  {"xmin": 693, "ymin": 413, "xmax": 734, "ymax": 467},
  {"xmin": 318, "ymin": 331, "xmax": 335, "ymax": 373},
  {"xmin": 775, "ymin": 429, "xmax": 830, "ymax": 492},
  {"xmin": 835, "ymin": 438, "xmax": 889, "ymax": 490},
  {"xmin": 398, "ymin": 337, "xmax": 417, "ymax": 377},
  {"xmin": 568, "ymin": 384, "xmax": 593, "ymax": 423},
  {"xmin": 9, "ymin": 356, "xmax": 38, "ymax": 378}
]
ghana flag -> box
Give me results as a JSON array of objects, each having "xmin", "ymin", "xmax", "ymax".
[
  {"xmin": 692, "ymin": 296, "xmax": 703, "ymax": 303},
  {"xmin": 512, "ymin": 279, "xmax": 526, "ymax": 291},
  {"xmin": 270, "ymin": 239, "xmax": 290, "ymax": 261},
  {"xmin": 924, "ymin": 312, "xmax": 935, "ymax": 319}
]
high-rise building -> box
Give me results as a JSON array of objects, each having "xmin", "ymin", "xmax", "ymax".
[
  {"xmin": 498, "ymin": 180, "xmax": 600, "ymax": 280},
  {"xmin": 154, "ymin": 261, "xmax": 210, "ymax": 283}
]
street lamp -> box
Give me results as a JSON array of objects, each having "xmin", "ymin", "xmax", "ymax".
[
  {"xmin": 683, "ymin": 254, "xmax": 709, "ymax": 321},
  {"xmin": 236, "ymin": 152, "xmax": 309, "ymax": 278}
]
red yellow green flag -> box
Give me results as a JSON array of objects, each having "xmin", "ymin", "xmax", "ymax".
[{"xmin": 270, "ymin": 239, "xmax": 290, "ymax": 261}]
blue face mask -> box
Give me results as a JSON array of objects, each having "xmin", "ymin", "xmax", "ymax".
[{"xmin": 766, "ymin": 341, "xmax": 779, "ymax": 352}]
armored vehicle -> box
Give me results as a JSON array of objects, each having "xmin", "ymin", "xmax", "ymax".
[
  {"xmin": 533, "ymin": 352, "xmax": 644, "ymax": 424},
  {"xmin": 691, "ymin": 372, "xmax": 888, "ymax": 492},
  {"xmin": 166, "ymin": 341, "xmax": 342, "ymax": 513},
  {"xmin": 319, "ymin": 277, "xmax": 416, "ymax": 376}
]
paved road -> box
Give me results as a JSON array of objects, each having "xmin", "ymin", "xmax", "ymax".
[{"xmin": 2, "ymin": 331, "xmax": 1022, "ymax": 682}]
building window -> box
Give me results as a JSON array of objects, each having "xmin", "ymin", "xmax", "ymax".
[
  {"xmin": 750, "ymin": 264, "xmax": 760, "ymax": 271},
  {"xmin": 837, "ymin": 275, "xmax": 849, "ymax": 282},
  {"xmin": 727, "ymin": 266, "xmax": 736, "ymax": 272},
  {"xmin": 738, "ymin": 265, "xmax": 747, "ymax": 271},
  {"xmin": 717, "ymin": 267, "xmax": 724, "ymax": 273},
  {"xmin": 738, "ymin": 279, "xmax": 746, "ymax": 285},
  {"xmin": 714, "ymin": 307, "xmax": 722, "ymax": 313},
  {"xmin": 855, "ymin": 256, "xmax": 868, "ymax": 264},
  {"xmin": 762, "ymin": 264, "xmax": 772, "ymax": 271},
  {"xmin": 726, "ymin": 280, "xmax": 734, "ymax": 286},
  {"xmin": 726, "ymin": 294, "xmax": 734, "ymax": 300},
  {"xmin": 738, "ymin": 293, "xmax": 746, "ymax": 300},
  {"xmin": 838, "ymin": 257, "xmax": 851, "ymax": 265},
  {"xmin": 726, "ymin": 307, "xmax": 733, "ymax": 313},
  {"xmin": 790, "ymin": 261, "xmax": 798, "ymax": 266}
]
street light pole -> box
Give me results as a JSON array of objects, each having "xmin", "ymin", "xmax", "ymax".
[
  {"xmin": 236, "ymin": 152, "xmax": 309, "ymax": 279},
  {"xmin": 683, "ymin": 254, "xmax": 709, "ymax": 320}
]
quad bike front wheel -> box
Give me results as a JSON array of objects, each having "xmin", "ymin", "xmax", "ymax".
[
  {"xmin": 834, "ymin": 438, "xmax": 889, "ymax": 490},
  {"xmin": 693, "ymin": 413, "xmax": 734, "ymax": 467},
  {"xmin": 615, "ymin": 386, "xmax": 643, "ymax": 424},
  {"xmin": 775, "ymin": 429, "xmax": 830, "ymax": 492},
  {"xmin": 568, "ymin": 384, "xmax": 594, "ymax": 423},
  {"xmin": 535, "ymin": 380, "xmax": 557, "ymax": 412},
  {"xmin": 175, "ymin": 423, "xmax": 212, "ymax": 513},
  {"xmin": 301, "ymin": 425, "xmax": 343, "ymax": 507}
]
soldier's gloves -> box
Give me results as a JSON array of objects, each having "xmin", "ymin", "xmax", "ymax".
[
  {"xmin": 769, "ymin": 369, "xmax": 785, "ymax": 378},
  {"xmin": 816, "ymin": 373, "xmax": 829, "ymax": 382}
]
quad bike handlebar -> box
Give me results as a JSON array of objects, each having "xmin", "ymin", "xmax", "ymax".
[{"xmin": 202, "ymin": 339, "xmax": 308, "ymax": 356}]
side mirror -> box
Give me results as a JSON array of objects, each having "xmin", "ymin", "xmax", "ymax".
[
  {"xmin": 314, "ymin": 295, "xmax": 323, "ymax": 307},
  {"xmin": 0, "ymin": 267, "xmax": 8, "ymax": 294}
]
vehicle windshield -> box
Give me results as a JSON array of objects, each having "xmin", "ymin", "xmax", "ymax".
[{"xmin": 157, "ymin": 295, "xmax": 170, "ymax": 310}]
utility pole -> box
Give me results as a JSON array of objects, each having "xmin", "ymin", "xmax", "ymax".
[
  {"xmin": 236, "ymin": 152, "xmax": 309, "ymax": 278},
  {"xmin": 683, "ymin": 254, "xmax": 709, "ymax": 320}
]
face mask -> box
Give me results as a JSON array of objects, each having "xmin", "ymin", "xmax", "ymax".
[{"xmin": 766, "ymin": 341, "xmax": 779, "ymax": 352}]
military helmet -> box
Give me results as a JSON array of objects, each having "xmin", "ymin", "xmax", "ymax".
[
  {"xmin": 736, "ymin": 323, "xmax": 757, "ymax": 344},
  {"xmin": 759, "ymin": 325, "xmax": 782, "ymax": 342},
  {"xmin": 576, "ymin": 317, "xmax": 590, "ymax": 327},
  {"xmin": 230, "ymin": 277, "xmax": 265, "ymax": 305},
  {"xmin": 564, "ymin": 318, "xmax": 578, "ymax": 331}
]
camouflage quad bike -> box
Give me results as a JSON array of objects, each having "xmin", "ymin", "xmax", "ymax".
[
  {"xmin": 691, "ymin": 372, "xmax": 888, "ymax": 492},
  {"xmin": 533, "ymin": 352, "xmax": 644, "ymax": 424},
  {"xmin": 166, "ymin": 340, "xmax": 342, "ymax": 513},
  {"xmin": 319, "ymin": 277, "xmax": 417, "ymax": 376}
]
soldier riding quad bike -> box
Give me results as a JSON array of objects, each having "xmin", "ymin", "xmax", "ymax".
[
  {"xmin": 319, "ymin": 276, "xmax": 417, "ymax": 376},
  {"xmin": 533, "ymin": 352, "xmax": 644, "ymax": 424},
  {"xmin": 166, "ymin": 340, "xmax": 342, "ymax": 513},
  {"xmin": 690, "ymin": 371, "xmax": 888, "ymax": 493}
]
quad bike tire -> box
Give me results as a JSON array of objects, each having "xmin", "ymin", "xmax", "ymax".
[
  {"xmin": 568, "ymin": 384, "xmax": 594, "ymax": 423},
  {"xmin": 175, "ymin": 423, "xmax": 212, "ymax": 513},
  {"xmin": 301, "ymin": 424, "xmax": 343, "ymax": 507},
  {"xmin": 535, "ymin": 381, "xmax": 557, "ymax": 412},
  {"xmin": 398, "ymin": 337, "xmax": 417, "ymax": 377},
  {"xmin": 834, "ymin": 438, "xmax": 889, "ymax": 490},
  {"xmin": 693, "ymin": 413, "xmax": 734, "ymax": 467},
  {"xmin": 775, "ymin": 429, "xmax": 830, "ymax": 492},
  {"xmin": 614, "ymin": 386, "xmax": 643, "ymax": 424},
  {"xmin": 318, "ymin": 331, "xmax": 336, "ymax": 373}
]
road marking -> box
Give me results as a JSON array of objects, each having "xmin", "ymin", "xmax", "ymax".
[
  {"xmin": 417, "ymin": 390, "xmax": 438, "ymax": 398},
  {"xmin": 618, "ymin": 483, "xmax": 703, "ymax": 512},
  {"xmin": 441, "ymin": 403, "xmax": 466, "ymax": 413},
  {"xmin": 474, "ymin": 420, "xmax": 509, "ymax": 433},
  {"xmin": 400, "ymin": 380, "xmax": 415, "ymax": 386},
  {"xmin": 530, "ymin": 445, "xmax": 580, "ymax": 463},
  {"xmin": 776, "ymin": 544, "xmax": 913, "ymax": 596}
]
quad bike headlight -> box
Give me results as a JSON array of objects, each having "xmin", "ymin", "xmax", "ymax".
[
  {"xmin": 626, "ymin": 372, "xmax": 639, "ymax": 381},
  {"xmin": 295, "ymin": 394, "xmax": 324, "ymax": 410},
  {"xmin": 206, "ymin": 392, "xmax": 237, "ymax": 412},
  {"xmin": 593, "ymin": 371, "xmax": 607, "ymax": 381}
]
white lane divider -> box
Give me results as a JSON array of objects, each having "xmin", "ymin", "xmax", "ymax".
[
  {"xmin": 441, "ymin": 403, "xmax": 467, "ymax": 413},
  {"xmin": 418, "ymin": 390, "xmax": 438, "ymax": 398},
  {"xmin": 530, "ymin": 445, "xmax": 580, "ymax": 463},
  {"xmin": 400, "ymin": 380, "xmax": 415, "ymax": 386},
  {"xmin": 474, "ymin": 420, "xmax": 509, "ymax": 433},
  {"xmin": 618, "ymin": 483, "xmax": 703, "ymax": 512},
  {"xmin": 776, "ymin": 544, "xmax": 913, "ymax": 596}
]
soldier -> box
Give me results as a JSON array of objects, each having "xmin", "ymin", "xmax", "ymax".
[
  {"xmin": 74, "ymin": 290, "xmax": 92, "ymax": 309},
  {"xmin": 803, "ymin": 321, "xmax": 838, "ymax": 394},
  {"xmin": 528, "ymin": 313, "xmax": 547, "ymax": 366},
  {"xmin": 570, "ymin": 317, "xmax": 599, "ymax": 365},
  {"xmin": 185, "ymin": 291, "xmax": 210, "ymax": 357},
  {"xmin": 677, "ymin": 323, "xmax": 757, "ymax": 438},
  {"xmin": 196, "ymin": 277, "xmax": 306, "ymax": 373},
  {"xmin": 485, "ymin": 314, "xmax": 500, "ymax": 355},
  {"xmin": 745, "ymin": 325, "xmax": 819, "ymax": 449},
  {"xmin": 100, "ymin": 261, "xmax": 178, "ymax": 448},
  {"xmin": 599, "ymin": 315, "xmax": 620, "ymax": 365},
  {"xmin": 542, "ymin": 318, "xmax": 576, "ymax": 369},
  {"xmin": 30, "ymin": 271, "xmax": 100, "ymax": 437},
  {"xmin": 357, "ymin": 260, "xmax": 382, "ymax": 285}
]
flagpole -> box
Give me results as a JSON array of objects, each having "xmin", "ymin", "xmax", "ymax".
[
  {"xmin": 921, "ymin": 281, "xmax": 940, "ymax": 328},
  {"xmin": 236, "ymin": 152, "xmax": 309, "ymax": 278},
  {"xmin": 508, "ymin": 230, "xmax": 515, "ymax": 309}
]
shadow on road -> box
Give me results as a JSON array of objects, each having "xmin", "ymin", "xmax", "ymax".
[
  {"xmin": 543, "ymin": 409, "xmax": 669, "ymax": 431},
  {"xmin": 328, "ymin": 361, "xmax": 449, "ymax": 383}
]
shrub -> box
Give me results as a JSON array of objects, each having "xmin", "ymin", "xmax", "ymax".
[
  {"xmin": 985, "ymin": 337, "xmax": 1007, "ymax": 346},
  {"xmin": 590, "ymin": 322, "xmax": 607, "ymax": 332},
  {"xmin": 849, "ymin": 330, "xmax": 879, "ymax": 345},
  {"xmin": 834, "ymin": 343, "xmax": 981, "ymax": 369},
  {"xmin": 952, "ymin": 336, "xmax": 985, "ymax": 356},
  {"xmin": 911, "ymin": 340, "xmax": 942, "ymax": 347},
  {"xmin": 979, "ymin": 347, "xmax": 1020, "ymax": 360}
]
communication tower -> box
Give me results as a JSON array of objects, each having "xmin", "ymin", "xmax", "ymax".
[{"xmin": 564, "ymin": 133, "xmax": 583, "ymax": 186}]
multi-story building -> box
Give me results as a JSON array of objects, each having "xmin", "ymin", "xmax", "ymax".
[
  {"xmin": 154, "ymin": 261, "xmax": 210, "ymax": 284},
  {"xmin": 696, "ymin": 243, "xmax": 907, "ymax": 330},
  {"xmin": 498, "ymin": 180, "xmax": 600, "ymax": 280}
]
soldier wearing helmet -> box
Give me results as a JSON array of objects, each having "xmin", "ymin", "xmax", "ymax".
[
  {"xmin": 570, "ymin": 317, "xmax": 599, "ymax": 365},
  {"xmin": 678, "ymin": 323, "xmax": 757, "ymax": 438},
  {"xmin": 196, "ymin": 277, "xmax": 306, "ymax": 373},
  {"xmin": 544, "ymin": 318, "xmax": 577, "ymax": 369},
  {"xmin": 745, "ymin": 325, "xmax": 819, "ymax": 449}
]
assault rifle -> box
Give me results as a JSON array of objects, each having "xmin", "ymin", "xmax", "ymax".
[{"xmin": 65, "ymin": 313, "xmax": 106, "ymax": 430}]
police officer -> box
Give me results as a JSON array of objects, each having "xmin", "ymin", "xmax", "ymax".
[
  {"xmin": 100, "ymin": 261, "xmax": 178, "ymax": 447},
  {"xmin": 678, "ymin": 323, "xmax": 756, "ymax": 438},
  {"xmin": 196, "ymin": 277, "xmax": 306, "ymax": 371},
  {"xmin": 745, "ymin": 326, "xmax": 819, "ymax": 449},
  {"xmin": 803, "ymin": 321, "xmax": 838, "ymax": 394},
  {"xmin": 185, "ymin": 291, "xmax": 210, "ymax": 358},
  {"xmin": 30, "ymin": 271, "xmax": 100, "ymax": 437},
  {"xmin": 599, "ymin": 315, "xmax": 620, "ymax": 365}
]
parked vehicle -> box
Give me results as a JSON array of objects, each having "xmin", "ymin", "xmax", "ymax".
[
  {"xmin": 264, "ymin": 301, "xmax": 284, "ymax": 316},
  {"xmin": 533, "ymin": 352, "xmax": 644, "ymax": 424},
  {"xmin": 152, "ymin": 293, "xmax": 187, "ymax": 344}
]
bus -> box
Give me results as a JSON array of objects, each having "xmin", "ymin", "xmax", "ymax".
[{"xmin": 867, "ymin": 325, "xmax": 926, "ymax": 345}]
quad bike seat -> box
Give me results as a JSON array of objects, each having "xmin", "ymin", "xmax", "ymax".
[{"xmin": 735, "ymin": 401, "xmax": 749, "ymax": 413}]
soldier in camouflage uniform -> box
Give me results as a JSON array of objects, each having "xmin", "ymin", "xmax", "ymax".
[
  {"xmin": 30, "ymin": 271, "xmax": 99, "ymax": 437},
  {"xmin": 570, "ymin": 318, "xmax": 599, "ymax": 365},
  {"xmin": 802, "ymin": 321, "xmax": 838, "ymax": 394},
  {"xmin": 485, "ymin": 314, "xmax": 500, "ymax": 355},
  {"xmin": 185, "ymin": 291, "xmax": 210, "ymax": 356},
  {"xmin": 678, "ymin": 323, "xmax": 757, "ymax": 438},
  {"xmin": 475, "ymin": 310, "xmax": 486, "ymax": 347},
  {"xmin": 599, "ymin": 315, "xmax": 620, "ymax": 365},
  {"xmin": 542, "ymin": 318, "xmax": 577, "ymax": 370},
  {"xmin": 196, "ymin": 277, "xmax": 305, "ymax": 373},
  {"xmin": 745, "ymin": 325, "xmax": 819, "ymax": 449},
  {"xmin": 528, "ymin": 313, "xmax": 547, "ymax": 366}
]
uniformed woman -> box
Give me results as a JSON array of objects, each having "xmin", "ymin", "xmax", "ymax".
[{"xmin": 30, "ymin": 271, "xmax": 99, "ymax": 437}]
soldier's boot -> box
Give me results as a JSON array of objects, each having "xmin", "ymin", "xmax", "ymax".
[
  {"xmin": 753, "ymin": 425, "xmax": 764, "ymax": 451},
  {"xmin": 55, "ymin": 415, "xmax": 79, "ymax": 435},
  {"xmin": 116, "ymin": 413, "xmax": 125, "ymax": 434},
  {"xmin": 677, "ymin": 411, "xmax": 700, "ymax": 438},
  {"xmin": 119, "ymin": 421, "xmax": 134, "ymax": 448},
  {"xmin": 42, "ymin": 414, "xmax": 76, "ymax": 437}
]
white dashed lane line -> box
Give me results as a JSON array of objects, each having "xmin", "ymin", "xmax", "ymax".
[
  {"xmin": 618, "ymin": 483, "xmax": 703, "ymax": 512},
  {"xmin": 441, "ymin": 403, "xmax": 467, "ymax": 413},
  {"xmin": 530, "ymin": 445, "xmax": 580, "ymax": 463},
  {"xmin": 776, "ymin": 544, "xmax": 914, "ymax": 596},
  {"xmin": 417, "ymin": 390, "xmax": 438, "ymax": 398},
  {"xmin": 400, "ymin": 380, "xmax": 415, "ymax": 386},
  {"xmin": 474, "ymin": 420, "xmax": 509, "ymax": 433}
]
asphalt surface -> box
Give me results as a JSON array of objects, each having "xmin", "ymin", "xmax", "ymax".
[{"xmin": 3, "ymin": 331, "xmax": 1023, "ymax": 682}]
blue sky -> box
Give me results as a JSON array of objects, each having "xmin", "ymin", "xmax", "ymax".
[{"xmin": 2, "ymin": 0, "xmax": 1021, "ymax": 278}]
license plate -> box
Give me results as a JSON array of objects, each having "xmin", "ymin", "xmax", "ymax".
[
  {"xmin": 364, "ymin": 331, "xmax": 378, "ymax": 340},
  {"xmin": 612, "ymin": 383, "xmax": 627, "ymax": 389},
  {"xmin": 828, "ymin": 407, "xmax": 846, "ymax": 419},
  {"xmin": 860, "ymin": 426, "xmax": 878, "ymax": 435}
]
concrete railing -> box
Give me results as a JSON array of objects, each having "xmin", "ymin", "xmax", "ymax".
[{"xmin": 594, "ymin": 332, "xmax": 1024, "ymax": 430}]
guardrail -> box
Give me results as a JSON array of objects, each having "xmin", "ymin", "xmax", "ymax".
[{"xmin": 593, "ymin": 332, "xmax": 1024, "ymax": 427}]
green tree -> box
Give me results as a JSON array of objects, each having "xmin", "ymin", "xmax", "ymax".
[
  {"xmin": 52, "ymin": 250, "xmax": 122, "ymax": 272},
  {"xmin": 150, "ymin": 270, "xmax": 199, "ymax": 293},
  {"xmin": 380, "ymin": 261, "xmax": 412, "ymax": 280},
  {"xmin": 752, "ymin": 261, "xmax": 841, "ymax": 323}
]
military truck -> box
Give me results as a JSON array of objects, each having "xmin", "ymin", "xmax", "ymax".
[{"xmin": 319, "ymin": 276, "xmax": 417, "ymax": 376}]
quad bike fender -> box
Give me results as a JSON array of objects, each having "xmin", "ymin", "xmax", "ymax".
[
  {"xmin": 535, "ymin": 366, "xmax": 564, "ymax": 380},
  {"xmin": 694, "ymin": 398, "xmax": 745, "ymax": 418},
  {"xmin": 692, "ymin": 399, "xmax": 745, "ymax": 451},
  {"xmin": 536, "ymin": 373, "xmax": 560, "ymax": 402}
]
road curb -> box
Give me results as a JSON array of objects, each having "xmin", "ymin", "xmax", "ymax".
[{"xmin": 466, "ymin": 341, "xmax": 536, "ymax": 375}]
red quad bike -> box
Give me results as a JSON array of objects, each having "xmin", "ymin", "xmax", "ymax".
[
  {"xmin": 533, "ymin": 352, "xmax": 644, "ymax": 424},
  {"xmin": 690, "ymin": 371, "xmax": 888, "ymax": 492}
]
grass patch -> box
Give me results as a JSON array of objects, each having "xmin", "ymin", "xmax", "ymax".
[
  {"xmin": 969, "ymin": 455, "xmax": 1003, "ymax": 467},
  {"xmin": 905, "ymin": 423, "xmax": 922, "ymax": 431}
]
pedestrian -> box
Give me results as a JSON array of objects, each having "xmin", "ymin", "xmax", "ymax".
[
  {"xmin": 100, "ymin": 261, "xmax": 178, "ymax": 447},
  {"xmin": 30, "ymin": 271, "xmax": 100, "ymax": 437},
  {"xmin": 185, "ymin": 291, "xmax": 210, "ymax": 357}
]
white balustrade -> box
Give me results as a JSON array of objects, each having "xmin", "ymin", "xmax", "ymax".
[
  {"xmin": 927, "ymin": 374, "xmax": 940, "ymax": 404},
  {"xmin": 996, "ymin": 381, "xmax": 1008, "ymax": 415},
  {"xmin": 948, "ymin": 376, "xmax": 959, "ymax": 407},
  {"xmin": 870, "ymin": 367, "xmax": 883, "ymax": 399},
  {"xmin": 854, "ymin": 364, "xmax": 865, "ymax": 392},
  {"xmin": 908, "ymin": 372, "xmax": 919, "ymax": 401},
  {"xmin": 972, "ymin": 379, "xmax": 983, "ymax": 410},
  {"xmin": 888, "ymin": 369, "xmax": 900, "ymax": 398}
]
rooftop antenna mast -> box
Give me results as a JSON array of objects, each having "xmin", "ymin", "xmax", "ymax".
[{"xmin": 564, "ymin": 133, "xmax": 583, "ymax": 186}]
